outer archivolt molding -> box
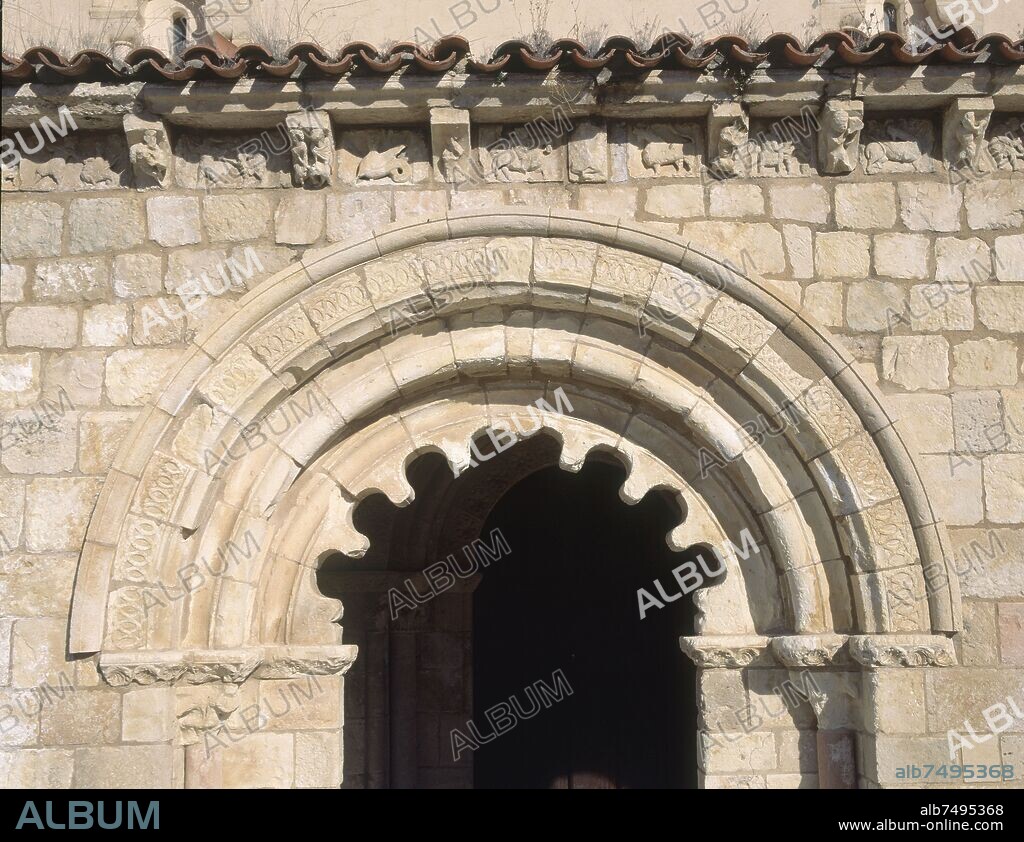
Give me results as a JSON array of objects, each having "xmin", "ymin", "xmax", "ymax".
[{"xmin": 69, "ymin": 209, "xmax": 960, "ymax": 659}]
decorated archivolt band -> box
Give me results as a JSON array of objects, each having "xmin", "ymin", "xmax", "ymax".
[{"xmin": 67, "ymin": 210, "xmax": 961, "ymax": 679}]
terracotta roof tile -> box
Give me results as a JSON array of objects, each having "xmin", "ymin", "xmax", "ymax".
[{"xmin": 3, "ymin": 28, "xmax": 1022, "ymax": 84}]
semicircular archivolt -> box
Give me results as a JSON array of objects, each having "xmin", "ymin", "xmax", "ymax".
[{"xmin": 71, "ymin": 213, "xmax": 959, "ymax": 659}]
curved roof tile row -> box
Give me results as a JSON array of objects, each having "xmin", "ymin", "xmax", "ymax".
[{"xmin": 3, "ymin": 28, "xmax": 1023, "ymax": 84}]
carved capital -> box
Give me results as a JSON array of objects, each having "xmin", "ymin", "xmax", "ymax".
[
  {"xmin": 679, "ymin": 634, "xmax": 774, "ymax": 668},
  {"xmin": 848, "ymin": 634, "xmax": 957, "ymax": 668},
  {"xmin": 771, "ymin": 634, "xmax": 850, "ymax": 667},
  {"xmin": 99, "ymin": 645, "xmax": 359, "ymax": 686}
]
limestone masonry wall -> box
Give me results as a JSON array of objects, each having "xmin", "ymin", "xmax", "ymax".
[{"xmin": 0, "ymin": 65, "xmax": 1022, "ymax": 788}]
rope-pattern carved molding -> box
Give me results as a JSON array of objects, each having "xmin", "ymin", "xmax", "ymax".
[{"xmin": 98, "ymin": 645, "xmax": 359, "ymax": 686}]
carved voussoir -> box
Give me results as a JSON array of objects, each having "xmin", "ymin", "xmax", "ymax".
[{"xmin": 848, "ymin": 634, "xmax": 957, "ymax": 667}]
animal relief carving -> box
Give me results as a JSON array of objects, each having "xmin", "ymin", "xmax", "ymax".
[{"xmin": 861, "ymin": 119, "xmax": 936, "ymax": 175}]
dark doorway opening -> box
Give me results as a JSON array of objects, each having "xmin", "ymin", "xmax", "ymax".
[
  {"xmin": 473, "ymin": 459, "xmax": 698, "ymax": 789},
  {"xmin": 324, "ymin": 436, "xmax": 701, "ymax": 789}
]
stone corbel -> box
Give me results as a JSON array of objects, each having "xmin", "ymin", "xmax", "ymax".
[
  {"xmin": 284, "ymin": 109, "xmax": 334, "ymax": 188},
  {"xmin": 99, "ymin": 644, "xmax": 359, "ymax": 686},
  {"xmin": 124, "ymin": 111, "xmax": 172, "ymax": 189},
  {"xmin": 706, "ymin": 102, "xmax": 749, "ymax": 180},
  {"xmin": 943, "ymin": 96, "xmax": 994, "ymax": 176},
  {"xmin": 818, "ymin": 100, "xmax": 864, "ymax": 175},
  {"xmin": 568, "ymin": 121, "xmax": 608, "ymax": 183},
  {"xmin": 430, "ymin": 107, "xmax": 473, "ymax": 184}
]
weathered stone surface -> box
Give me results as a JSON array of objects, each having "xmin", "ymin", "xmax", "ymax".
[
  {"xmin": 709, "ymin": 182, "xmax": 764, "ymax": 217},
  {"xmin": 326, "ymin": 192, "xmax": 391, "ymax": 242},
  {"xmin": 0, "ymin": 749, "xmax": 74, "ymax": 788},
  {"xmin": 68, "ymin": 198, "xmax": 145, "ymax": 253},
  {"xmin": 1, "ymin": 202, "xmax": 62, "ymax": 258},
  {"xmin": 898, "ymin": 182, "xmax": 963, "ymax": 232},
  {"xmin": 203, "ymin": 194, "xmax": 273, "ymax": 242},
  {"xmin": 10, "ymin": 617, "xmax": 66, "ymax": 687},
  {"xmin": 0, "ymin": 408, "xmax": 77, "ymax": 474},
  {"xmin": 40, "ymin": 691, "xmax": 121, "ymax": 745},
  {"xmin": 935, "ymin": 237, "xmax": 992, "ymax": 283},
  {"xmin": 918, "ymin": 455, "xmax": 983, "ymax": 525},
  {"xmin": 881, "ymin": 336, "xmax": 949, "ymax": 391},
  {"xmin": 104, "ymin": 349, "xmax": 182, "ymax": 406},
  {"xmin": 275, "ymin": 192, "xmax": 326, "ymax": 245},
  {"xmin": 835, "ymin": 183, "xmax": 896, "ymax": 229},
  {"xmin": 24, "ymin": 477, "xmax": 103, "ymax": 553},
  {"xmin": 767, "ymin": 183, "xmax": 829, "ymax": 223},
  {"xmin": 0, "ymin": 354, "xmax": 41, "ymax": 409},
  {"xmin": 998, "ymin": 603, "xmax": 1024, "ymax": 665},
  {"xmin": 977, "ymin": 287, "xmax": 1024, "ymax": 333},
  {"xmin": 847, "ymin": 281, "xmax": 906, "ymax": 332},
  {"xmin": 960, "ymin": 600, "xmax": 999, "ymax": 666},
  {"xmin": 925, "ymin": 669, "xmax": 1024, "ymax": 732},
  {"xmin": 122, "ymin": 687, "xmax": 175, "ymax": 742},
  {"xmin": 815, "ymin": 231, "xmax": 870, "ymax": 279},
  {"xmin": 147, "ymin": 196, "xmax": 201, "ymax": 247},
  {"xmin": 952, "ymin": 391, "xmax": 1004, "ymax": 454},
  {"xmin": 394, "ymin": 189, "xmax": 446, "ymax": 221},
  {"xmin": 802, "ymin": 282, "xmax": 842, "ymax": 327},
  {"xmin": 644, "ymin": 184, "xmax": 705, "ymax": 218},
  {"xmin": 885, "ymin": 393, "xmax": 953, "ymax": 453},
  {"xmin": 42, "ymin": 352, "xmax": 103, "ymax": 407},
  {"xmin": 0, "ymin": 552, "xmax": 75, "ymax": 617},
  {"xmin": 82, "ymin": 303, "xmax": 130, "ymax": 347},
  {"xmin": 782, "ymin": 224, "xmax": 813, "ymax": 279},
  {"xmin": 873, "ymin": 233, "xmax": 930, "ymax": 280},
  {"xmin": 112, "ymin": 253, "xmax": 163, "ymax": 299},
  {"xmin": 965, "ymin": 181, "xmax": 1024, "ymax": 229},
  {"xmin": 73, "ymin": 745, "xmax": 175, "ymax": 788},
  {"xmin": 984, "ymin": 455, "xmax": 1024, "ymax": 523},
  {"xmin": 681, "ymin": 221, "xmax": 785, "ymax": 274},
  {"xmin": 908, "ymin": 283, "xmax": 973, "ymax": 331},
  {"xmin": 995, "ymin": 234, "xmax": 1024, "ymax": 283},
  {"xmin": 951, "ymin": 338, "xmax": 1018, "ymax": 387},
  {"xmin": 34, "ymin": 258, "xmax": 110, "ymax": 302},
  {"xmin": 5, "ymin": 307, "xmax": 78, "ymax": 349},
  {"xmin": 0, "ymin": 263, "xmax": 27, "ymax": 303},
  {"xmin": 79, "ymin": 411, "xmax": 136, "ymax": 474},
  {"xmin": 951, "ymin": 528, "xmax": 1024, "ymax": 598}
]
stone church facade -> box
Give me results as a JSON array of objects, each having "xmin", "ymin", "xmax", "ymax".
[{"xmin": 1, "ymin": 2, "xmax": 1023, "ymax": 790}]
